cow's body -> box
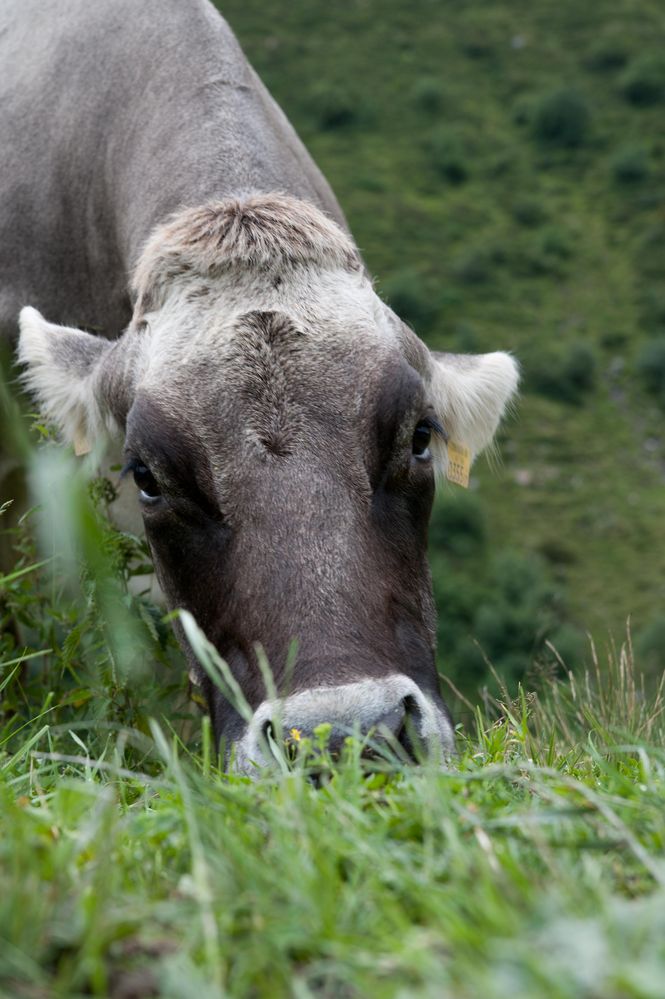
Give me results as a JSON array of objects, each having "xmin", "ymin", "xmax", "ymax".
[
  {"xmin": 1, "ymin": 0, "xmax": 519, "ymax": 773},
  {"xmin": 0, "ymin": 0, "xmax": 343, "ymax": 342}
]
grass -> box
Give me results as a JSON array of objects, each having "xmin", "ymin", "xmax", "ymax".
[
  {"xmin": 1, "ymin": 617, "xmax": 664, "ymax": 997},
  {"xmin": 2, "ymin": 1, "xmax": 665, "ymax": 993},
  {"xmin": 1, "ymin": 437, "xmax": 664, "ymax": 997}
]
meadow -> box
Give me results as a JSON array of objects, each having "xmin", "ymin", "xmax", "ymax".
[
  {"xmin": 1, "ymin": 445, "xmax": 664, "ymax": 997},
  {"xmin": 2, "ymin": 0, "xmax": 665, "ymax": 995}
]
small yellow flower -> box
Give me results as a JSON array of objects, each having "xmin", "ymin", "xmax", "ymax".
[{"xmin": 289, "ymin": 727, "xmax": 302, "ymax": 742}]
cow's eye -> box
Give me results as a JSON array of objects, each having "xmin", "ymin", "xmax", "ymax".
[
  {"xmin": 412, "ymin": 422, "xmax": 432, "ymax": 460},
  {"xmin": 133, "ymin": 463, "xmax": 161, "ymax": 503}
]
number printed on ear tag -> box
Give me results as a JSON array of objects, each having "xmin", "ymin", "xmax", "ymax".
[{"xmin": 446, "ymin": 440, "xmax": 470, "ymax": 488}]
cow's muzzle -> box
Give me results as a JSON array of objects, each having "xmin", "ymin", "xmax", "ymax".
[{"xmin": 230, "ymin": 675, "xmax": 454, "ymax": 776}]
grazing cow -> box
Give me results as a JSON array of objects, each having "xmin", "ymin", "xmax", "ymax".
[{"xmin": 1, "ymin": 0, "xmax": 518, "ymax": 773}]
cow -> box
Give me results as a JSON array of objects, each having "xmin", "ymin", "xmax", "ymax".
[{"xmin": 0, "ymin": 0, "xmax": 519, "ymax": 774}]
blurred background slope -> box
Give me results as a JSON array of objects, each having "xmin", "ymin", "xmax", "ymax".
[{"xmin": 218, "ymin": 0, "xmax": 665, "ymax": 696}]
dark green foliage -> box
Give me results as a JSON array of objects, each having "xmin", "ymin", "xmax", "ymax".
[
  {"xmin": 423, "ymin": 126, "xmax": 469, "ymax": 183},
  {"xmin": 640, "ymin": 286, "xmax": 665, "ymax": 330},
  {"xmin": 307, "ymin": 84, "xmax": 360, "ymax": 130},
  {"xmin": 511, "ymin": 197, "xmax": 547, "ymax": 228},
  {"xmin": 411, "ymin": 75, "xmax": 444, "ymax": 113},
  {"xmin": 636, "ymin": 338, "xmax": 665, "ymax": 405},
  {"xmin": 620, "ymin": 55, "xmax": 665, "ymax": 106},
  {"xmin": 0, "ymin": 464, "xmax": 187, "ymax": 749},
  {"xmin": 529, "ymin": 88, "xmax": 592, "ymax": 148},
  {"xmin": 451, "ymin": 245, "xmax": 494, "ymax": 285},
  {"xmin": 610, "ymin": 144, "xmax": 650, "ymax": 184},
  {"xmin": 381, "ymin": 268, "xmax": 437, "ymax": 330},
  {"xmin": 435, "ymin": 548, "xmax": 570, "ymax": 695},
  {"xmin": 529, "ymin": 342, "xmax": 596, "ymax": 404},
  {"xmin": 635, "ymin": 615, "xmax": 665, "ymax": 671},
  {"xmin": 429, "ymin": 490, "xmax": 486, "ymax": 557},
  {"xmin": 585, "ymin": 36, "xmax": 629, "ymax": 72}
]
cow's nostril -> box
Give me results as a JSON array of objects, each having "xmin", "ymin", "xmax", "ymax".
[
  {"xmin": 397, "ymin": 695, "xmax": 423, "ymax": 759},
  {"xmin": 261, "ymin": 719, "xmax": 275, "ymax": 744}
]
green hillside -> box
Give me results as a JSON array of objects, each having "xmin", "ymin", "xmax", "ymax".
[{"xmin": 219, "ymin": 0, "xmax": 665, "ymax": 695}]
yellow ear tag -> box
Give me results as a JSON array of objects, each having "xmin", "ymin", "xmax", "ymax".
[
  {"xmin": 446, "ymin": 440, "xmax": 471, "ymax": 488},
  {"xmin": 73, "ymin": 430, "xmax": 91, "ymax": 457}
]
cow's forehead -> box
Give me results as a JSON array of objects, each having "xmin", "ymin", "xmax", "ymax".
[
  {"xmin": 128, "ymin": 293, "xmax": 429, "ymax": 481},
  {"xmin": 137, "ymin": 267, "xmax": 418, "ymax": 409}
]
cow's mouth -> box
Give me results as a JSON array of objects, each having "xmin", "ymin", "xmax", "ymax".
[{"xmin": 230, "ymin": 676, "xmax": 455, "ymax": 777}]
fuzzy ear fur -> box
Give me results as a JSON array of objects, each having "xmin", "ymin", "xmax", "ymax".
[
  {"xmin": 18, "ymin": 307, "xmax": 115, "ymax": 450},
  {"xmin": 428, "ymin": 350, "xmax": 519, "ymax": 468}
]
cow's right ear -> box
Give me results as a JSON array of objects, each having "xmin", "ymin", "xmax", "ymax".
[{"xmin": 18, "ymin": 307, "xmax": 125, "ymax": 453}]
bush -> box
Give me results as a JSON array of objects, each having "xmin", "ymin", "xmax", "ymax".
[
  {"xmin": 635, "ymin": 615, "xmax": 665, "ymax": 672},
  {"xmin": 412, "ymin": 76, "xmax": 444, "ymax": 113},
  {"xmin": 308, "ymin": 84, "xmax": 360, "ymax": 130},
  {"xmin": 639, "ymin": 287, "xmax": 665, "ymax": 329},
  {"xmin": 610, "ymin": 144, "xmax": 650, "ymax": 184},
  {"xmin": 585, "ymin": 37, "xmax": 629, "ymax": 72},
  {"xmin": 451, "ymin": 246, "xmax": 494, "ymax": 285},
  {"xmin": 382, "ymin": 269, "xmax": 436, "ymax": 330},
  {"xmin": 620, "ymin": 55, "xmax": 665, "ymax": 106},
  {"xmin": 433, "ymin": 548, "xmax": 570, "ymax": 696},
  {"xmin": 636, "ymin": 338, "xmax": 665, "ymax": 405},
  {"xmin": 424, "ymin": 127, "xmax": 469, "ymax": 183},
  {"xmin": 530, "ymin": 88, "xmax": 591, "ymax": 149},
  {"xmin": 511, "ymin": 197, "xmax": 547, "ymax": 228},
  {"xmin": 529, "ymin": 342, "xmax": 596, "ymax": 404},
  {"xmin": 540, "ymin": 623, "xmax": 587, "ymax": 670},
  {"xmin": 429, "ymin": 490, "xmax": 486, "ymax": 557}
]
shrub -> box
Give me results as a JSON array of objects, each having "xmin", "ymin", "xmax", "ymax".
[
  {"xmin": 539, "ymin": 623, "xmax": 587, "ymax": 670},
  {"xmin": 585, "ymin": 37, "xmax": 629, "ymax": 72},
  {"xmin": 536, "ymin": 224, "xmax": 573, "ymax": 260},
  {"xmin": 434, "ymin": 548, "xmax": 569, "ymax": 696},
  {"xmin": 635, "ymin": 615, "xmax": 665, "ymax": 672},
  {"xmin": 308, "ymin": 84, "xmax": 359, "ymax": 130},
  {"xmin": 451, "ymin": 246, "xmax": 494, "ymax": 285},
  {"xmin": 424, "ymin": 127, "xmax": 469, "ymax": 183},
  {"xmin": 639, "ymin": 287, "xmax": 665, "ymax": 329},
  {"xmin": 511, "ymin": 197, "xmax": 547, "ymax": 228},
  {"xmin": 636, "ymin": 338, "xmax": 665, "ymax": 405},
  {"xmin": 530, "ymin": 88, "xmax": 591, "ymax": 149},
  {"xmin": 429, "ymin": 491, "xmax": 486, "ymax": 557},
  {"xmin": 529, "ymin": 342, "xmax": 596, "ymax": 404},
  {"xmin": 382, "ymin": 269, "xmax": 436, "ymax": 330},
  {"xmin": 610, "ymin": 144, "xmax": 650, "ymax": 184},
  {"xmin": 620, "ymin": 55, "xmax": 665, "ymax": 106},
  {"xmin": 412, "ymin": 76, "xmax": 444, "ymax": 113}
]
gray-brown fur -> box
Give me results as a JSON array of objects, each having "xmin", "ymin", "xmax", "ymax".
[
  {"xmin": 0, "ymin": 0, "xmax": 346, "ymax": 342},
  {"xmin": 133, "ymin": 195, "xmax": 361, "ymax": 319}
]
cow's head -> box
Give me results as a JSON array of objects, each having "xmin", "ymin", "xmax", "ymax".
[{"xmin": 18, "ymin": 194, "xmax": 518, "ymax": 773}]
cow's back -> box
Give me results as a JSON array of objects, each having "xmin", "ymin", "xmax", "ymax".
[{"xmin": 0, "ymin": 0, "xmax": 347, "ymax": 342}]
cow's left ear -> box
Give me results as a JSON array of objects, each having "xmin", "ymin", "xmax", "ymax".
[
  {"xmin": 18, "ymin": 307, "xmax": 125, "ymax": 453},
  {"xmin": 428, "ymin": 350, "xmax": 519, "ymax": 466}
]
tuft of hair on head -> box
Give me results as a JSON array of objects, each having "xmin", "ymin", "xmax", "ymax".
[{"xmin": 132, "ymin": 193, "xmax": 362, "ymax": 319}]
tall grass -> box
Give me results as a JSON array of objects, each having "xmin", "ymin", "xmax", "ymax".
[{"xmin": 1, "ymin": 426, "xmax": 664, "ymax": 997}]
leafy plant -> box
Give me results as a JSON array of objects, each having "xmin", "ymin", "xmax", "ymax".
[
  {"xmin": 529, "ymin": 87, "xmax": 592, "ymax": 149},
  {"xmin": 528, "ymin": 342, "xmax": 596, "ymax": 404},
  {"xmin": 636, "ymin": 337, "xmax": 665, "ymax": 405},
  {"xmin": 424, "ymin": 126, "xmax": 470, "ymax": 183},
  {"xmin": 610, "ymin": 144, "xmax": 650, "ymax": 184},
  {"xmin": 620, "ymin": 55, "xmax": 665, "ymax": 106}
]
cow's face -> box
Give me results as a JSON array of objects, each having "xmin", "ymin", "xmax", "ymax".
[{"xmin": 18, "ymin": 195, "xmax": 518, "ymax": 773}]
